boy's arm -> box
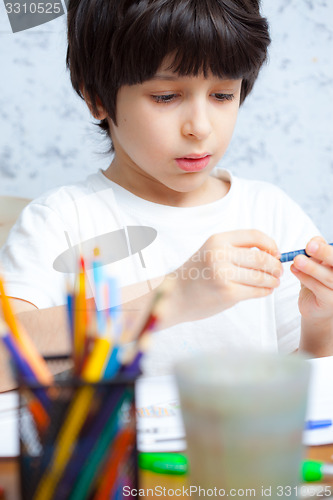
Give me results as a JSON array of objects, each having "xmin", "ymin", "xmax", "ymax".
[
  {"xmin": 299, "ymin": 317, "xmax": 333, "ymax": 357},
  {"xmin": 291, "ymin": 237, "xmax": 333, "ymax": 357}
]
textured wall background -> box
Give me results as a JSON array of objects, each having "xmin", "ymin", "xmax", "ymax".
[{"xmin": 0, "ymin": 0, "xmax": 332, "ymax": 238}]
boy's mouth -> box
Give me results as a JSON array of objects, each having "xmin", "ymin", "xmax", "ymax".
[{"xmin": 175, "ymin": 154, "xmax": 211, "ymax": 172}]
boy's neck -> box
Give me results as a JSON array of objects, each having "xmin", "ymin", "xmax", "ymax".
[{"xmin": 103, "ymin": 163, "xmax": 230, "ymax": 207}]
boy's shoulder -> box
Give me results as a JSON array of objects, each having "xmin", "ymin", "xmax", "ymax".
[
  {"xmin": 232, "ymin": 172, "xmax": 285, "ymax": 196},
  {"xmin": 215, "ymin": 167, "xmax": 293, "ymax": 206},
  {"xmin": 28, "ymin": 170, "xmax": 110, "ymax": 212}
]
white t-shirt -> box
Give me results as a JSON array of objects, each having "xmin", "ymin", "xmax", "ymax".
[{"xmin": 0, "ymin": 168, "xmax": 320, "ymax": 375}]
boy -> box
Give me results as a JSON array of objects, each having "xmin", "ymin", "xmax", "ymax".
[{"xmin": 1, "ymin": 0, "xmax": 333, "ymax": 388}]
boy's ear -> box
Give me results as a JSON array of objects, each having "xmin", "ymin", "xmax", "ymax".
[{"xmin": 81, "ymin": 87, "xmax": 108, "ymax": 120}]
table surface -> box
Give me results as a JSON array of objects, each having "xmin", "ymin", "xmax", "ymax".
[{"xmin": 1, "ymin": 445, "xmax": 333, "ymax": 500}]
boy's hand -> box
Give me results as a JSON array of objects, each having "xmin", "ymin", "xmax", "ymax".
[
  {"xmin": 170, "ymin": 229, "xmax": 282, "ymax": 323},
  {"xmin": 291, "ymin": 237, "xmax": 333, "ymax": 321}
]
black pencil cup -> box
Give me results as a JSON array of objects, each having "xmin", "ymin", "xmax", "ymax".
[{"xmin": 18, "ymin": 356, "xmax": 138, "ymax": 500}]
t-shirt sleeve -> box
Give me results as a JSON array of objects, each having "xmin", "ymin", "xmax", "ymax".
[
  {"xmin": 272, "ymin": 189, "xmax": 322, "ymax": 353},
  {"xmin": 0, "ymin": 202, "xmax": 73, "ymax": 308}
]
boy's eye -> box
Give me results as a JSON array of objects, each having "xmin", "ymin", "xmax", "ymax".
[
  {"xmin": 151, "ymin": 94, "xmax": 177, "ymax": 104},
  {"xmin": 151, "ymin": 92, "xmax": 235, "ymax": 104},
  {"xmin": 213, "ymin": 93, "xmax": 235, "ymax": 102}
]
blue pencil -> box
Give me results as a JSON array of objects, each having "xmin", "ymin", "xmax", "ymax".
[
  {"xmin": 66, "ymin": 290, "xmax": 74, "ymax": 340},
  {"xmin": 280, "ymin": 243, "xmax": 333, "ymax": 263},
  {"xmin": 92, "ymin": 248, "xmax": 107, "ymax": 334}
]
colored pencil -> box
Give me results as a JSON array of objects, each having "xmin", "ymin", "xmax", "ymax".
[
  {"xmin": 32, "ymin": 385, "xmax": 95, "ymax": 500},
  {"xmin": 82, "ymin": 336, "xmax": 112, "ymax": 383},
  {"xmin": 93, "ymin": 426, "xmax": 136, "ymax": 500},
  {"xmin": 92, "ymin": 247, "xmax": 107, "ymax": 334},
  {"xmin": 0, "ymin": 319, "xmax": 50, "ymax": 410},
  {"xmin": 68, "ymin": 388, "xmax": 133, "ymax": 500},
  {"xmin": 33, "ymin": 330, "xmax": 116, "ymax": 500},
  {"xmin": 66, "ymin": 280, "xmax": 74, "ymax": 341},
  {"xmin": 53, "ymin": 385, "xmax": 126, "ymax": 499},
  {"xmin": 136, "ymin": 277, "xmax": 175, "ymax": 340},
  {"xmin": 119, "ymin": 278, "xmax": 174, "ymax": 376},
  {"xmin": 0, "ymin": 318, "xmax": 50, "ymax": 431},
  {"xmin": 103, "ymin": 344, "xmax": 120, "ymax": 379},
  {"xmin": 73, "ymin": 256, "xmax": 88, "ymax": 373},
  {"xmin": 121, "ymin": 334, "xmax": 151, "ymax": 377},
  {"xmin": 24, "ymin": 391, "xmax": 50, "ymax": 435},
  {"xmin": 0, "ymin": 277, "xmax": 53, "ymax": 386}
]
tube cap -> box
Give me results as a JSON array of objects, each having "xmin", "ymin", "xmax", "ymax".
[
  {"xmin": 139, "ymin": 453, "xmax": 188, "ymax": 475},
  {"xmin": 302, "ymin": 460, "xmax": 323, "ymax": 482}
]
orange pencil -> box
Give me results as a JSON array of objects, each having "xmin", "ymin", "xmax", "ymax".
[{"xmin": 24, "ymin": 391, "xmax": 50, "ymax": 434}]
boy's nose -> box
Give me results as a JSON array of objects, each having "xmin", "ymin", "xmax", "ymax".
[{"xmin": 181, "ymin": 102, "xmax": 213, "ymax": 140}]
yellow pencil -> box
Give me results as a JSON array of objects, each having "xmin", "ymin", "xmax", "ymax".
[{"xmin": 81, "ymin": 336, "xmax": 112, "ymax": 383}]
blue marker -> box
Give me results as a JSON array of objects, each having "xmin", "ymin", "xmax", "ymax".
[
  {"xmin": 305, "ymin": 419, "xmax": 332, "ymax": 431},
  {"xmin": 280, "ymin": 243, "xmax": 333, "ymax": 263}
]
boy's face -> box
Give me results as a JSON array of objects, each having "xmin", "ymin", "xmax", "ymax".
[{"xmin": 104, "ymin": 61, "xmax": 242, "ymax": 205}]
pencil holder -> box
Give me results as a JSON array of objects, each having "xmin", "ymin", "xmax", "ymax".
[{"xmin": 18, "ymin": 356, "xmax": 138, "ymax": 500}]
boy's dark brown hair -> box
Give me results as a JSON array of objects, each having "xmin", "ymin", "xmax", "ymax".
[{"xmin": 66, "ymin": 0, "xmax": 270, "ymax": 150}]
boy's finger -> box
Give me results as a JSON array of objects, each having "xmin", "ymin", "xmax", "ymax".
[
  {"xmin": 305, "ymin": 238, "xmax": 333, "ymax": 267},
  {"xmin": 233, "ymin": 283, "xmax": 274, "ymax": 302},
  {"xmin": 219, "ymin": 230, "xmax": 280, "ymax": 257},
  {"xmin": 291, "ymin": 265, "xmax": 333, "ymax": 309},
  {"xmin": 293, "ymin": 254, "xmax": 333, "ymax": 290},
  {"xmin": 230, "ymin": 247, "xmax": 283, "ymax": 277},
  {"xmin": 228, "ymin": 265, "xmax": 280, "ymax": 289}
]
